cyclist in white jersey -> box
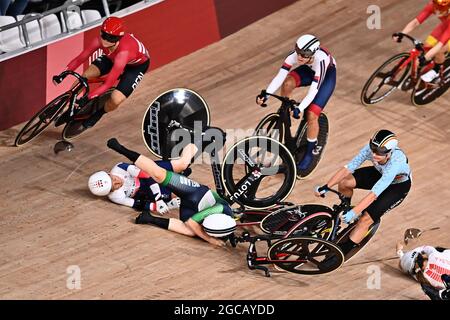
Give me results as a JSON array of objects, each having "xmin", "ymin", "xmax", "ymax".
[
  {"xmin": 397, "ymin": 242, "xmax": 450, "ymax": 300},
  {"xmin": 256, "ymin": 34, "xmax": 337, "ymax": 171},
  {"xmin": 315, "ymin": 130, "xmax": 411, "ymax": 258}
]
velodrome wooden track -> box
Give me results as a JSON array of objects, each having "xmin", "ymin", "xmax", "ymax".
[{"xmin": 0, "ymin": 0, "xmax": 449, "ymax": 300}]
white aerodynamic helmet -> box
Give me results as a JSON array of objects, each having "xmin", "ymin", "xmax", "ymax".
[
  {"xmin": 295, "ymin": 34, "xmax": 320, "ymax": 57},
  {"xmin": 400, "ymin": 249, "xmax": 421, "ymax": 275},
  {"xmin": 88, "ymin": 171, "xmax": 112, "ymax": 196},
  {"xmin": 202, "ymin": 213, "xmax": 237, "ymax": 238}
]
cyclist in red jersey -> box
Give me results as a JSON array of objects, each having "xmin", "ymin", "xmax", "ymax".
[
  {"xmin": 59, "ymin": 16, "xmax": 150, "ymax": 129},
  {"xmin": 393, "ymin": 0, "xmax": 450, "ymax": 82}
]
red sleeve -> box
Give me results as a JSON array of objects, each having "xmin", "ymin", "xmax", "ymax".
[
  {"xmin": 438, "ymin": 24, "xmax": 450, "ymax": 44},
  {"xmin": 66, "ymin": 37, "xmax": 101, "ymax": 71},
  {"xmin": 88, "ymin": 51, "xmax": 129, "ymax": 99},
  {"xmin": 416, "ymin": 2, "xmax": 434, "ymax": 24}
]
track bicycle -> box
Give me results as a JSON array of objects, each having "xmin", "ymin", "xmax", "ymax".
[
  {"xmin": 228, "ymin": 188, "xmax": 381, "ymax": 277},
  {"xmin": 141, "ymin": 88, "xmax": 297, "ymax": 209},
  {"xmin": 260, "ymin": 188, "xmax": 381, "ymax": 262},
  {"xmin": 361, "ymin": 32, "xmax": 450, "ymax": 106},
  {"xmin": 255, "ymin": 91, "xmax": 329, "ymax": 179},
  {"xmin": 14, "ymin": 70, "xmax": 113, "ymax": 146}
]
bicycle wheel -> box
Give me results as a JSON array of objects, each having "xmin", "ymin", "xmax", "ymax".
[
  {"xmin": 260, "ymin": 204, "xmax": 333, "ymax": 237},
  {"xmin": 14, "ymin": 93, "xmax": 70, "ymax": 146},
  {"xmin": 221, "ymin": 136, "xmax": 296, "ymax": 209},
  {"xmin": 267, "ymin": 236, "xmax": 344, "ymax": 275},
  {"xmin": 361, "ymin": 53, "xmax": 411, "ymax": 105},
  {"xmin": 62, "ymin": 89, "xmax": 113, "ymax": 141},
  {"xmin": 141, "ymin": 88, "xmax": 211, "ymax": 159},
  {"xmin": 411, "ymin": 56, "xmax": 450, "ymax": 106},
  {"xmin": 294, "ymin": 113, "xmax": 329, "ymax": 179},
  {"xmin": 254, "ymin": 113, "xmax": 284, "ymax": 142},
  {"xmin": 336, "ymin": 220, "xmax": 381, "ymax": 262}
]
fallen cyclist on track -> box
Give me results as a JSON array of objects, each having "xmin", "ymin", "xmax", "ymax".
[
  {"xmin": 87, "ymin": 143, "xmax": 196, "ymax": 214},
  {"xmin": 397, "ymin": 242, "xmax": 450, "ymax": 300},
  {"xmin": 106, "ymin": 138, "xmax": 233, "ymax": 247}
]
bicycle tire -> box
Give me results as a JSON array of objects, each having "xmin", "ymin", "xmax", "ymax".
[
  {"xmin": 141, "ymin": 88, "xmax": 211, "ymax": 159},
  {"xmin": 336, "ymin": 220, "xmax": 381, "ymax": 262},
  {"xmin": 267, "ymin": 236, "xmax": 344, "ymax": 275},
  {"xmin": 14, "ymin": 92, "xmax": 71, "ymax": 146},
  {"xmin": 221, "ymin": 136, "xmax": 296, "ymax": 209},
  {"xmin": 361, "ymin": 52, "xmax": 411, "ymax": 106},
  {"xmin": 295, "ymin": 113, "xmax": 329, "ymax": 180},
  {"xmin": 411, "ymin": 55, "xmax": 450, "ymax": 106},
  {"xmin": 254, "ymin": 113, "xmax": 285, "ymax": 143}
]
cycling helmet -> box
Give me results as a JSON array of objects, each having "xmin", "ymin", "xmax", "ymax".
[
  {"xmin": 100, "ymin": 17, "xmax": 125, "ymax": 42},
  {"xmin": 400, "ymin": 249, "xmax": 423, "ymax": 275},
  {"xmin": 369, "ymin": 129, "xmax": 398, "ymax": 155},
  {"xmin": 202, "ymin": 213, "xmax": 236, "ymax": 238},
  {"xmin": 88, "ymin": 171, "xmax": 112, "ymax": 196},
  {"xmin": 433, "ymin": 0, "xmax": 450, "ymax": 13},
  {"xmin": 295, "ymin": 34, "xmax": 320, "ymax": 57}
]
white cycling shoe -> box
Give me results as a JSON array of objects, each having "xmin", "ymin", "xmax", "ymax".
[{"xmin": 420, "ymin": 69, "xmax": 439, "ymax": 83}]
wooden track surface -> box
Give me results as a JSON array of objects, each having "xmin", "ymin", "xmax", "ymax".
[{"xmin": 0, "ymin": 0, "xmax": 449, "ymax": 299}]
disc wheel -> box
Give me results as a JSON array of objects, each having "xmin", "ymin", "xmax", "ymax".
[
  {"xmin": 267, "ymin": 236, "xmax": 344, "ymax": 275},
  {"xmin": 221, "ymin": 136, "xmax": 296, "ymax": 209},
  {"xmin": 141, "ymin": 88, "xmax": 211, "ymax": 159},
  {"xmin": 361, "ymin": 52, "xmax": 411, "ymax": 105},
  {"xmin": 15, "ymin": 93, "xmax": 70, "ymax": 146}
]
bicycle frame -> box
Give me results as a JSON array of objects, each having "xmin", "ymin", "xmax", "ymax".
[
  {"xmin": 260, "ymin": 91, "xmax": 303, "ymax": 153},
  {"xmin": 391, "ymin": 33, "xmax": 437, "ymax": 88}
]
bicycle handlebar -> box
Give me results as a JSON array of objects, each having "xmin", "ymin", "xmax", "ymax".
[
  {"xmin": 259, "ymin": 90, "xmax": 299, "ymax": 108},
  {"xmin": 392, "ymin": 32, "xmax": 425, "ymax": 53},
  {"xmin": 53, "ymin": 70, "xmax": 90, "ymax": 101}
]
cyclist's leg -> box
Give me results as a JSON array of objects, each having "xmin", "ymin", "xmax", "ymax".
[
  {"xmin": 169, "ymin": 143, "xmax": 198, "ymax": 172},
  {"xmin": 105, "ymin": 59, "xmax": 149, "ymax": 113},
  {"xmin": 421, "ymin": 24, "xmax": 449, "ymax": 81},
  {"xmin": 284, "ymin": 66, "xmax": 314, "ymax": 137},
  {"xmin": 343, "ymin": 180, "xmax": 411, "ymax": 253},
  {"xmin": 298, "ymin": 66, "xmax": 336, "ymax": 170},
  {"xmin": 342, "ymin": 167, "xmax": 381, "ymax": 205},
  {"xmin": 83, "ymin": 59, "xmax": 149, "ymax": 128}
]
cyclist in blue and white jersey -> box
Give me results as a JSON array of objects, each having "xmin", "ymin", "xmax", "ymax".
[
  {"xmin": 256, "ymin": 34, "xmax": 337, "ymax": 171},
  {"xmin": 315, "ymin": 129, "xmax": 411, "ymax": 256}
]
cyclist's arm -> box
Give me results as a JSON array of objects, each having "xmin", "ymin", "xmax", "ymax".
[
  {"xmin": 66, "ymin": 37, "xmax": 101, "ymax": 72},
  {"xmin": 399, "ymin": 2, "xmax": 433, "ymax": 35},
  {"xmin": 266, "ymin": 52, "xmax": 297, "ymax": 95},
  {"xmin": 108, "ymin": 191, "xmax": 135, "ymax": 207},
  {"xmin": 325, "ymin": 145, "xmax": 370, "ymax": 187},
  {"xmin": 297, "ymin": 56, "xmax": 330, "ymax": 111},
  {"xmin": 88, "ymin": 51, "xmax": 129, "ymax": 99}
]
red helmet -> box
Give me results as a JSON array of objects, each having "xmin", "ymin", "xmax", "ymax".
[
  {"xmin": 101, "ymin": 16, "xmax": 125, "ymax": 37},
  {"xmin": 433, "ymin": 0, "xmax": 450, "ymax": 13}
]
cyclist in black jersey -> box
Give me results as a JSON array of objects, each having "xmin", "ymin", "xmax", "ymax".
[{"xmin": 106, "ymin": 138, "xmax": 232, "ymax": 247}]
